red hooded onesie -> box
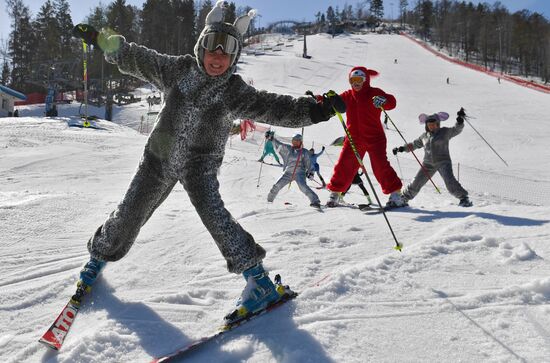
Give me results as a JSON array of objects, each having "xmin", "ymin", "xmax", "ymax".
[{"xmin": 327, "ymin": 66, "xmax": 402, "ymax": 195}]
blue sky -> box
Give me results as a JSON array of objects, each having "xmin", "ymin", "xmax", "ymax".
[{"xmin": 1, "ymin": 0, "xmax": 549, "ymax": 44}]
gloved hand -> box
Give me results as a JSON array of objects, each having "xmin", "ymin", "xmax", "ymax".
[
  {"xmin": 457, "ymin": 107, "xmax": 466, "ymax": 124},
  {"xmin": 309, "ymin": 90, "xmax": 346, "ymax": 124},
  {"xmin": 392, "ymin": 146, "xmax": 406, "ymax": 155},
  {"xmin": 372, "ymin": 95, "xmax": 387, "ymax": 108},
  {"xmin": 72, "ymin": 24, "xmax": 121, "ymax": 53},
  {"xmin": 322, "ymin": 146, "xmax": 325, "ymax": 151},
  {"xmin": 307, "ymin": 172, "xmax": 314, "ymax": 180},
  {"xmin": 72, "ymin": 24, "xmax": 99, "ymax": 47}
]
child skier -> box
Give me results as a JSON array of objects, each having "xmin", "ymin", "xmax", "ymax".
[
  {"xmin": 259, "ymin": 130, "xmax": 282, "ymax": 165},
  {"xmin": 342, "ymin": 170, "xmax": 372, "ymax": 204},
  {"xmin": 267, "ymin": 134, "xmax": 321, "ymax": 208},
  {"xmin": 393, "ymin": 108, "xmax": 472, "ymax": 207},
  {"xmin": 307, "ymin": 146, "xmax": 326, "ymax": 187},
  {"xmin": 71, "ymin": 1, "xmax": 344, "ymax": 324}
]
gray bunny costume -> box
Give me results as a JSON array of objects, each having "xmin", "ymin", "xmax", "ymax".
[
  {"xmin": 87, "ymin": 8, "xmax": 319, "ymax": 274},
  {"xmin": 401, "ymin": 118, "xmax": 468, "ymax": 201}
]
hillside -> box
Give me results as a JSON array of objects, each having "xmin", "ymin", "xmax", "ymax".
[{"xmin": 1, "ymin": 33, "xmax": 550, "ymax": 363}]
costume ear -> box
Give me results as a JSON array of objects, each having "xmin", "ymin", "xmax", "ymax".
[
  {"xmin": 366, "ymin": 69, "xmax": 379, "ymax": 77},
  {"xmin": 234, "ymin": 9, "xmax": 256, "ymax": 35},
  {"xmin": 418, "ymin": 113, "xmax": 429, "ymax": 124},
  {"xmin": 437, "ymin": 112, "xmax": 449, "ymax": 121},
  {"xmin": 206, "ymin": 0, "xmax": 228, "ymax": 26}
]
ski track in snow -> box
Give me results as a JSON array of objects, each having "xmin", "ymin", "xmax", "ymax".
[{"xmin": 1, "ymin": 33, "xmax": 550, "ymax": 362}]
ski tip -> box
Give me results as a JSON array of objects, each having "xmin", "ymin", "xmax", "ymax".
[
  {"xmin": 39, "ymin": 338, "xmax": 60, "ymax": 351},
  {"xmin": 393, "ymin": 242, "xmax": 404, "ymax": 252}
]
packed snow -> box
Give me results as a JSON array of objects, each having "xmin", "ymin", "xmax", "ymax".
[{"xmin": 1, "ymin": 33, "xmax": 550, "ymax": 362}]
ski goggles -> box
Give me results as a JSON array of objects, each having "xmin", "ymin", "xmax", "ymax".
[
  {"xmin": 201, "ymin": 32, "xmax": 239, "ymax": 54},
  {"xmin": 349, "ymin": 76, "xmax": 366, "ymax": 85},
  {"xmin": 349, "ymin": 69, "xmax": 367, "ymax": 84}
]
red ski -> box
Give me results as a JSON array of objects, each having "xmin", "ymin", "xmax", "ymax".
[{"xmin": 39, "ymin": 284, "xmax": 89, "ymax": 350}]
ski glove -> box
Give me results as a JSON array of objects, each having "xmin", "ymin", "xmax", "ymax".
[
  {"xmin": 72, "ymin": 24, "xmax": 121, "ymax": 53},
  {"xmin": 72, "ymin": 24, "xmax": 99, "ymax": 47},
  {"xmin": 307, "ymin": 172, "xmax": 314, "ymax": 180},
  {"xmin": 456, "ymin": 107, "xmax": 466, "ymax": 124},
  {"xmin": 392, "ymin": 146, "xmax": 406, "ymax": 155},
  {"xmin": 372, "ymin": 96, "xmax": 387, "ymax": 108},
  {"xmin": 308, "ymin": 91, "xmax": 346, "ymax": 124}
]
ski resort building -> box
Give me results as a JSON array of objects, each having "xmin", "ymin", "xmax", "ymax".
[{"xmin": 0, "ymin": 84, "xmax": 26, "ymax": 117}]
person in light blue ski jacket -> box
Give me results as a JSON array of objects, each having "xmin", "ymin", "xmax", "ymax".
[
  {"xmin": 307, "ymin": 146, "xmax": 326, "ymax": 187},
  {"xmin": 267, "ymin": 134, "xmax": 321, "ymax": 207}
]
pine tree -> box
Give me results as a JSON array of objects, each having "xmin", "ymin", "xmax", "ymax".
[
  {"xmin": 107, "ymin": 0, "xmax": 139, "ymax": 42},
  {"xmin": 33, "ymin": 0, "xmax": 61, "ymax": 63},
  {"xmin": 173, "ymin": 0, "xmax": 195, "ymax": 54},
  {"xmin": 225, "ymin": 2, "xmax": 237, "ymax": 24},
  {"xmin": 326, "ymin": 6, "xmax": 336, "ymax": 24},
  {"xmin": 1, "ymin": 60, "xmax": 10, "ymax": 85},
  {"xmin": 54, "ymin": 0, "xmax": 76, "ymax": 60},
  {"xmin": 370, "ymin": 0, "xmax": 384, "ymax": 21},
  {"xmin": 399, "ymin": 0, "xmax": 409, "ymax": 26},
  {"xmin": 6, "ymin": 0, "xmax": 36, "ymax": 91},
  {"xmin": 197, "ymin": 0, "xmax": 214, "ymax": 32}
]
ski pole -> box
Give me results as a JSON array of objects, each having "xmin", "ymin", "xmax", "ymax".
[
  {"xmin": 82, "ymin": 40, "xmax": 90, "ymax": 127},
  {"xmin": 288, "ymin": 127, "xmax": 305, "ymax": 189},
  {"xmin": 464, "ymin": 116, "xmax": 508, "ymax": 167},
  {"xmin": 394, "ymin": 154, "xmax": 404, "ymax": 181},
  {"xmin": 309, "ymin": 176, "xmax": 323, "ymax": 186},
  {"xmin": 326, "ymin": 92, "xmax": 403, "ymax": 251},
  {"xmin": 258, "ymin": 135, "xmax": 265, "ymax": 151},
  {"xmin": 380, "ymin": 107, "xmax": 441, "ymax": 194},
  {"xmin": 256, "ymin": 159, "xmax": 264, "ymax": 188},
  {"xmin": 323, "ymin": 147, "xmax": 336, "ymax": 166}
]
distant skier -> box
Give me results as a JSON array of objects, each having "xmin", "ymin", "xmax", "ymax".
[
  {"xmin": 267, "ymin": 133, "xmax": 321, "ymax": 208},
  {"xmin": 342, "ymin": 170, "xmax": 372, "ymax": 204},
  {"xmin": 71, "ymin": 1, "xmax": 344, "ymax": 325},
  {"xmin": 307, "ymin": 146, "xmax": 326, "ymax": 187},
  {"xmin": 326, "ymin": 66, "xmax": 405, "ymax": 208},
  {"xmin": 259, "ymin": 130, "xmax": 282, "ymax": 165},
  {"xmin": 393, "ymin": 108, "xmax": 472, "ymax": 207}
]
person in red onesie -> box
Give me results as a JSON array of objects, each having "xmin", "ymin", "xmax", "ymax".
[{"xmin": 326, "ymin": 66, "xmax": 406, "ymax": 209}]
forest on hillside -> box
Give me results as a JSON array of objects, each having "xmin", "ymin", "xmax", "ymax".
[{"xmin": 2, "ymin": 0, "xmax": 548, "ymax": 96}]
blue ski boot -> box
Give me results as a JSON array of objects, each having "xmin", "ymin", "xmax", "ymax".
[
  {"xmin": 79, "ymin": 257, "xmax": 106, "ymax": 287},
  {"xmin": 225, "ymin": 264, "xmax": 292, "ymax": 324}
]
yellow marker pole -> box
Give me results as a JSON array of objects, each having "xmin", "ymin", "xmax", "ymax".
[{"xmin": 82, "ymin": 40, "xmax": 90, "ymax": 127}]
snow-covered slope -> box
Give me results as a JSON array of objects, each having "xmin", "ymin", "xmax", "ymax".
[{"xmin": 1, "ymin": 33, "xmax": 550, "ymax": 363}]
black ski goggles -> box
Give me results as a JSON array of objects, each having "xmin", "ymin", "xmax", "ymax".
[{"xmin": 201, "ymin": 32, "xmax": 239, "ymax": 54}]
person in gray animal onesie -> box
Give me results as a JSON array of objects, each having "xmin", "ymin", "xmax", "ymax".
[
  {"xmin": 392, "ymin": 108, "xmax": 472, "ymax": 207},
  {"xmin": 267, "ymin": 133, "xmax": 321, "ymax": 208},
  {"xmin": 72, "ymin": 0, "xmax": 345, "ymax": 322}
]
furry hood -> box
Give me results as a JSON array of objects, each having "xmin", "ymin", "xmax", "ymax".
[
  {"xmin": 194, "ymin": 0, "xmax": 256, "ymax": 77},
  {"xmin": 349, "ymin": 66, "xmax": 379, "ymax": 93}
]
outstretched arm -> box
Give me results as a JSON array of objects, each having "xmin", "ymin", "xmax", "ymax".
[
  {"xmin": 407, "ymin": 135, "xmax": 425, "ymax": 151},
  {"xmin": 226, "ymin": 79, "xmax": 345, "ymax": 127},
  {"xmin": 227, "ymin": 80, "xmax": 315, "ymax": 127},
  {"xmin": 72, "ymin": 24, "xmax": 185, "ymax": 91},
  {"xmin": 105, "ymin": 37, "xmax": 189, "ymax": 92},
  {"xmin": 271, "ymin": 137, "xmax": 291, "ymax": 159}
]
